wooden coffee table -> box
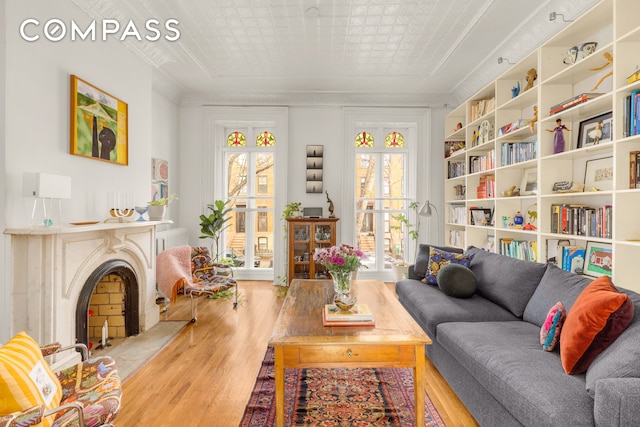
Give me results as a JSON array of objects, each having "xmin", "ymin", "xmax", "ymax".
[{"xmin": 268, "ymin": 279, "xmax": 431, "ymax": 426}]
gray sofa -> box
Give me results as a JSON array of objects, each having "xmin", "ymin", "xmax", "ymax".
[{"xmin": 396, "ymin": 245, "xmax": 640, "ymax": 426}]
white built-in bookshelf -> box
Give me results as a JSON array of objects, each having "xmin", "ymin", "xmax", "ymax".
[{"xmin": 443, "ymin": 0, "xmax": 640, "ymax": 292}]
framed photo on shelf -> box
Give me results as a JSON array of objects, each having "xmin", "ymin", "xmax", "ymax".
[
  {"xmin": 584, "ymin": 241, "xmax": 613, "ymax": 278},
  {"xmin": 584, "ymin": 156, "xmax": 613, "ymax": 192},
  {"xmin": 469, "ymin": 208, "xmax": 492, "ymax": 226},
  {"xmin": 484, "ymin": 234, "xmax": 495, "ymax": 252},
  {"xmin": 577, "ymin": 112, "xmax": 613, "ymax": 148},
  {"xmin": 520, "ymin": 168, "xmax": 537, "ymax": 196}
]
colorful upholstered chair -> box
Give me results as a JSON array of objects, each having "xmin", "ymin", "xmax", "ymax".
[
  {"xmin": 186, "ymin": 247, "xmax": 237, "ymax": 321},
  {"xmin": 0, "ymin": 332, "xmax": 121, "ymax": 427}
]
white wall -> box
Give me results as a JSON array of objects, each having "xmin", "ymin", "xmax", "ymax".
[
  {"xmin": 4, "ymin": 0, "xmax": 154, "ymax": 228},
  {"xmin": 1, "ymin": 0, "xmax": 180, "ymax": 341}
]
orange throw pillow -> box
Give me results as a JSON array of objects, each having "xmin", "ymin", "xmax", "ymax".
[{"xmin": 560, "ymin": 276, "xmax": 634, "ymax": 374}]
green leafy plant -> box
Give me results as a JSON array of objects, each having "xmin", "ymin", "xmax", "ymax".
[
  {"xmin": 390, "ymin": 201, "xmax": 420, "ymax": 262},
  {"xmin": 282, "ymin": 202, "xmax": 302, "ymax": 219},
  {"xmin": 147, "ymin": 193, "xmax": 178, "ymax": 206},
  {"xmin": 199, "ymin": 199, "xmax": 232, "ymax": 261}
]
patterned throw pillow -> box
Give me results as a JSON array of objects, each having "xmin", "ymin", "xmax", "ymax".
[
  {"xmin": 422, "ymin": 247, "xmax": 474, "ymax": 286},
  {"xmin": 0, "ymin": 332, "xmax": 63, "ymax": 427},
  {"xmin": 540, "ymin": 301, "xmax": 566, "ymax": 351}
]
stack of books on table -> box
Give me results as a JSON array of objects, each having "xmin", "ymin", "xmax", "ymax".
[{"xmin": 323, "ymin": 303, "xmax": 375, "ymax": 326}]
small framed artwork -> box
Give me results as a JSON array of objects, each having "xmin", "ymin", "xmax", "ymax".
[
  {"xmin": 584, "ymin": 241, "xmax": 613, "ymax": 277},
  {"xmin": 584, "ymin": 156, "xmax": 613, "ymax": 191},
  {"xmin": 306, "ymin": 181, "xmax": 323, "ymax": 193},
  {"xmin": 520, "ymin": 168, "xmax": 537, "ymax": 196},
  {"xmin": 306, "ymin": 169, "xmax": 323, "ymax": 181},
  {"xmin": 70, "ymin": 75, "xmax": 128, "ymax": 165},
  {"xmin": 306, "ymin": 157, "xmax": 323, "ymax": 169},
  {"xmin": 577, "ymin": 112, "xmax": 613, "ymax": 148},
  {"xmin": 469, "ymin": 208, "xmax": 492, "ymax": 226},
  {"xmin": 306, "ymin": 145, "xmax": 324, "ymax": 157}
]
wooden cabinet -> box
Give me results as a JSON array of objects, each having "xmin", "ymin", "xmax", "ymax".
[
  {"xmin": 286, "ymin": 218, "xmax": 338, "ymax": 283},
  {"xmin": 443, "ymin": 0, "xmax": 640, "ymax": 292}
]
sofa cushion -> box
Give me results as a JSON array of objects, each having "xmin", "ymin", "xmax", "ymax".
[
  {"xmin": 437, "ymin": 321, "xmax": 595, "ymax": 426},
  {"xmin": 465, "ymin": 246, "xmax": 548, "ymax": 318},
  {"xmin": 561, "ymin": 276, "xmax": 634, "ymax": 375},
  {"xmin": 437, "ymin": 263, "xmax": 477, "ymax": 298},
  {"xmin": 0, "ymin": 332, "xmax": 62, "ymax": 427},
  {"xmin": 523, "ymin": 264, "xmax": 592, "ymax": 327},
  {"xmin": 540, "ymin": 301, "xmax": 566, "ymax": 351},
  {"xmin": 423, "ymin": 247, "xmax": 474, "ymax": 285},
  {"xmin": 396, "ymin": 279, "xmax": 518, "ymax": 339},
  {"xmin": 414, "ymin": 244, "xmax": 463, "ymax": 279}
]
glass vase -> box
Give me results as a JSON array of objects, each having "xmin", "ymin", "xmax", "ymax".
[{"xmin": 330, "ymin": 271, "xmax": 352, "ymax": 297}]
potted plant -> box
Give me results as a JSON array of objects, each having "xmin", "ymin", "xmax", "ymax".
[
  {"xmin": 282, "ymin": 202, "xmax": 303, "ymax": 219},
  {"xmin": 199, "ymin": 199, "xmax": 232, "ymax": 262},
  {"xmin": 147, "ymin": 193, "xmax": 177, "ymax": 221},
  {"xmin": 390, "ymin": 201, "xmax": 420, "ymax": 281}
]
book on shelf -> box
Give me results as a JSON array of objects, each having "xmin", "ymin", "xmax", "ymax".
[
  {"xmin": 630, "ymin": 151, "xmax": 640, "ymax": 189},
  {"xmin": 623, "ymin": 90, "xmax": 640, "ymax": 137},
  {"xmin": 323, "ymin": 304, "xmax": 375, "ymax": 326},
  {"xmin": 550, "ymin": 203, "xmax": 612, "ymax": 238},
  {"xmin": 549, "ymin": 93, "xmax": 603, "ymax": 115}
]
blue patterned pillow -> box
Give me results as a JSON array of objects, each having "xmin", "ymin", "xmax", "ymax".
[{"xmin": 422, "ymin": 247, "xmax": 474, "ymax": 286}]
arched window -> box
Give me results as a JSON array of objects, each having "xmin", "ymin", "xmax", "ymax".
[
  {"xmin": 227, "ymin": 131, "xmax": 246, "ymax": 147},
  {"xmin": 355, "ymin": 131, "xmax": 374, "ymax": 148}
]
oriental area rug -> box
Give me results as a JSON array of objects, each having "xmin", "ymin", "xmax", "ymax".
[{"xmin": 240, "ymin": 347, "xmax": 446, "ymax": 427}]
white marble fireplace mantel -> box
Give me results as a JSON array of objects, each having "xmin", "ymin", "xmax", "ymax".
[{"xmin": 4, "ymin": 220, "xmax": 169, "ymax": 353}]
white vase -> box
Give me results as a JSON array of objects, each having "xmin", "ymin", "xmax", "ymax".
[{"xmin": 147, "ymin": 205, "xmax": 166, "ymax": 221}]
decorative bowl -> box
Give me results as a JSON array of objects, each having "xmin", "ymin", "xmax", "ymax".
[{"xmin": 334, "ymin": 294, "xmax": 357, "ymax": 312}]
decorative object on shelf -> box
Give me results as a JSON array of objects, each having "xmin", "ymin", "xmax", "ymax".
[
  {"xmin": 523, "ymin": 204, "xmax": 537, "ymax": 231},
  {"xmin": 134, "ymin": 206, "xmax": 148, "ymax": 221},
  {"xmin": 455, "ymin": 122, "xmax": 463, "ymax": 131},
  {"xmin": 584, "ymin": 156, "xmax": 614, "ymax": 192},
  {"xmin": 469, "ymin": 208, "xmax": 492, "ymax": 226},
  {"xmin": 529, "ymin": 106, "xmax": 538, "ymax": 133},
  {"xmin": 23, "ymin": 172, "xmax": 71, "ymax": 227},
  {"xmin": 444, "ymin": 140, "xmax": 465, "ymax": 157},
  {"xmin": 198, "ymin": 199, "xmax": 232, "ymax": 261},
  {"xmin": 513, "ymin": 211, "xmax": 524, "ymax": 229},
  {"xmin": 306, "ymin": 145, "xmax": 323, "ymax": 193},
  {"xmin": 325, "ymin": 191, "xmax": 335, "ymax": 218},
  {"xmin": 627, "ymin": 67, "xmax": 640, "ymax": 85},
  {"xmin": 589, "ymin": 52, "xmax": 613, "ymax": 91},
  {"xmin": 584, "ymin": 241, "xmax": 613, "ymax": 278},
  {"xmin": 520, "ymin": 168, "xmax": 538, "ymax": 196},
  {"xmin": 562, "ymin": 42, "xmax": 597, "ymax": 65},
  {"xmin": 313, "ymin": 244, "xmax": 366, "ymax": 297},
  {"xmin": 497, "ymin": 119, "xmax": 527, "ymax": 137},
  {"xmin": 282, "ymin": 202, "xmax": 303, "ymax": 219},
  {"xmin": 147, "ymin": 193, "xmax": 177, "ymax": 221},
  {"xmin": 523, "ymin": 68, "xmax": 537, "ymax": 92},
  {"xmin": 70, "ymin": 75, "xmax": 128, "ymax": 165},
  {"xmin": 109, "ymin": 207, "xmax": 134, "ymax": 222},
  {"xmin": 547, "ymin": 118, "xmax": 570, "ymax": 154},
  {"xmin": 501, "ymin": 185, "xmax": 520, "ymax": 197},
  {"xmin": 502, "ymin": 216, "xmax": 511, "ymax": 228},
  {"xmin": 478, "ymin": 120, "xmax": 492, "ymax": 144},
  {"xmin": 552, "ymin": 181, "xmax": 585, "ymax": 193},
  {"xmin": 549, "ymin": 92, "xmax": 603, "ymax": 115},
  {"xmin": 577, "ymin": 112, "xmax": 613, "ymax": 148},
  {"xmin": 511, "ymin": 81, "xmax": 520, "ymax": 98}
]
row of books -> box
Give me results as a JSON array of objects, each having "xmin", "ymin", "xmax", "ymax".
[
  {"xmin": 470, "ymin": 97, "xmax": 496, "ymax": 121},
  {"xmin": 499, "ymin": 239, "xmax": 537, "ymax": 262},
  {"xmin": 477, "ymin": 175, "xmax": 496, "ymax": 199},
  {"xmin": 323, "ymin": 304, "xmax": 374, "ymax": 326},
  {"xmin": 449, "ymin": 205, "xmax": 466, "ymax": 225},
  {"xmin": 448, "ymin": 230, "xmax": 464, "ymax": 248},
  {"xmin": 501, "ymin": 141, "xmax": 537, "ymax": 166},
  {"xmin": 558, "ymin": 246, "xmax": 585, "ymax": 274},
  {"xmin": 468, "ymin": 150, "xmax": 495, "ymax": 174},
  {"xmin": 550, "ymin": 204, "xmax": 612, "ymax": 238},
  {"xmin": 630, "ymin": 151, "xmax": 640, "ymax": 189},
  {"xmin": 622, "ymin": 90, "xmax": 640, "ymax": 137},
  {"xmin": 448, "ymin": 160, "xmax": 465, "ymax": 179},
  {"xmin": 549, "ymin": 93, "xmax": 603, "ymax": 115}
]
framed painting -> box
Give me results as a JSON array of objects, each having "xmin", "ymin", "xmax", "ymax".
[
  {"xmin": 520, "ymin": 168, "xmax": 538, "ymax": 195},
  {"xmin": 70, "ymin": 75, "xmax": 128, "ymax": 165},
  {"xmin": 584, "ymin": 156, "xmax": 613, "ymax": 191},
  {"xmin": 577, "ymin": 112, "xmax": 613, "ymax": 148},
  {"xmin": 584, "ymin": 241, "xmax": 613, "ymax": 277}
]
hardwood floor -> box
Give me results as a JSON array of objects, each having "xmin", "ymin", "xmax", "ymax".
[{"xmin": 116, "ymin": 281, "xmax": 479, "ymax": 426}]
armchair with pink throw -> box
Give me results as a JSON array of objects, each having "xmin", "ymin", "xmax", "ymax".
[{"xmin": 156, "ymin": 246, "xmax": 237, "ymax": 322}]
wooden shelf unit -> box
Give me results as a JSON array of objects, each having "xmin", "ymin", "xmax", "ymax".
[{"xmin": 286, "ymin": 217, "xmax": 339, "ymax": 284}]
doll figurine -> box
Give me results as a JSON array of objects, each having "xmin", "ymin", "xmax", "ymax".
[{"xmin": 547, "ymin": 118, "xmax": 570, "ymax": 154}]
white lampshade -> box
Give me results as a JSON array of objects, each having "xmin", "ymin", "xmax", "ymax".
[{"xmin": 23, "ymin": 173, "xmax": 72, "ymax": 199}]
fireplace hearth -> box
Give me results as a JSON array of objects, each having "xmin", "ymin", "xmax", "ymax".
[{"xmin": 5, "ymin": 222, "xmax": 163, "ymax": 365}]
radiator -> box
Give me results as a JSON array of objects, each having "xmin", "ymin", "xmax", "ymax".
[{"xmin": 156, "ymin": 227, "xmax": 189, "ymax": 254}]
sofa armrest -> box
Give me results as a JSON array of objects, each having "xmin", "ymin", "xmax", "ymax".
[{"xmin": 594, "ymin": 378, "xmax": 640, "ymax": 426}]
